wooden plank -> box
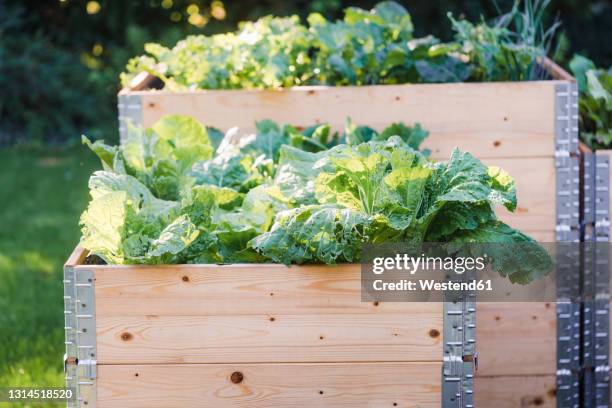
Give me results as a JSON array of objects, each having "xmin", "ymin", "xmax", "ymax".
[
  {"xmin": 525, "ymin": 230, "xmax": 556, "ymax": 243},
  {"xmin": 90, "ymin": 264, "xmax": 556, "ymax": 375},
  {"xmin": 65, "ymin": 246, "xmax": 88, "ymax": 267},
  {"xmin": 96, "ymin": 312, "xmax": 442, "ymax": 364},
  {"xmin": 97, "ymin": 362, "xmax": 441, "ymax": 408},
  {"xmin": 90, "ymin": 263, "xmax": 440, "ymax": 317},
  {"xmin": 476, "ymin": 302, "xmax": 556, "ymax": 376},
  {"xmin": 475, "ymin": 375, "xmax": 556, "ymax": 407},
  {"xmin": 134, "ymin": 81, "xmax": 560, "ymax": 160},
  {"xmin": 91, "ymin": 260, "xmax": 553, "ymax": 318},
  {"xmin": 486, "ymin": 157, "xmax": 555, "ymax": 234},
  {"xmin": 122, "ymin": 72, "xmax": 158, "ymax": 92},
  {"xmin": 542, "ymin": 57, "xmax": 574, "ymax": 81}
]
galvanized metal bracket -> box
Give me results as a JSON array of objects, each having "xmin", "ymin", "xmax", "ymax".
[
  {"xmin": 442, "ymin": 271, "xmax": 476, "ymax": 408},
  {"xmin": 555, "ymin": 81, "xmax": 581, "ymax": 408},
  {"xmin": 117, "ymin": 94, "xmax": 143, "ymax": 144},
  {"xmin": 554, "ymin": 82, "xmax": 579, "ymax": 154},
  {"xmin": 594, "ymin": 153, "xmax": 610, "ymax": 242},
  {"xmin": 64, "ymin": 267, "xmax": 97, "ymax": 408},
  {"xmin": 555, "ymin": 152, "xmax": 581, "ymax": 239},
  {"xmin": 556, "ymin": 299, "xmax": 581, "ymax": 408},
  {"xmin": 554, "ymin": 84, "xmax": 580, "ymax": 241},
  {"xmin": 554, "ymin": 82, "xmax": 580, "ymax": 235},
  {"xmin": 582, "ymin": 152, "xmax": 610, "ymax": 407},
  {"xmin": 556, "ymin": 243, "xmax": 581, "ymax": 408}
]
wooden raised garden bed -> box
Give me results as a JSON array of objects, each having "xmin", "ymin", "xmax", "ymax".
[
  {"xmin": 113, "ymin": 59, "xmax": 579, "ymax": 406},
  {"xmin": 65, "ymin": 247, "xmax": 444, "ymax": 407}
]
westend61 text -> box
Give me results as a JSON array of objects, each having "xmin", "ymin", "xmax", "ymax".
[{"xmin": 371, "ymin": 279, "xmax": 493, "ymax": 292}]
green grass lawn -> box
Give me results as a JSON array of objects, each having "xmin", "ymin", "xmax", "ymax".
[{"xmin": 0, "ymin": 146, "xmax": 98, "ymax": 407}]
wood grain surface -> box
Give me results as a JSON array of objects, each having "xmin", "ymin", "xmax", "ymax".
[
  {"xmin": 133, "ymin": 81, "xmax": 558, "ymax": 161},
  {"xmin": 475, "ymin": 375, "xmax": 556, "ymax": 407},
  {"xmin": 97, "ymin": 362, "xmax": 441, "ymax": 408}
]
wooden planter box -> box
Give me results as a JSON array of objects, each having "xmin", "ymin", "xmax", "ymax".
[
  {"xmin": 65, "ymin": 247, "xmax": 445, "ymax": 407},
  {"xmin": 115, "ymin": 60, "xmax": 578, "ymax": 407},
  {"xmin": 66, "ymin": 245, "xmax": 568, "ymax": 407}
]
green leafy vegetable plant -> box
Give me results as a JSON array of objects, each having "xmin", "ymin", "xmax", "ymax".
[
  {"xmin": 81, "ymin": 114, "xmax": 549, "ymax": 283},
  {"xmin": 449, "ymin": 0, "xmax": 560, "ymax": 82},
  {"xmin": 570, "ymin": 54, "xmax": 612, "ymax": 149},
  {"xmin": 122, "ymin": 1, "xmax": 557, "ymax": 90}
]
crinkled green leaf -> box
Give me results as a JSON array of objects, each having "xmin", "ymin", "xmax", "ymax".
[
  {"xmin": 190, "ymin": 144, "xmax": 268, "ymax": 192},
  {"xmin": 487, "ymin": 166, "xmax": 517, "ymax": 211},
  {"xmin": 274, "ymin": 145, "xmax": 331, "ymax": 205},
  {"xmin": 315, "ymin": 146, "xmax": 389, "ymax": 214},
  {"xmin": 250, "ymin": 205, "xmax": 377, "ymax": 264},
  {"xmin": 383, "ymin": 166, "xmax": 431, "ymax": 229},
  {"xmin": 448, "ymin": 221, "xmax": 553, "ymax": 284},
  {"xmin": 146, "ymin": 215, "xmax": 200, "ymax": 263}
]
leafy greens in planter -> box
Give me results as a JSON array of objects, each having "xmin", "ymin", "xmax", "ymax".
[
  {"xmin": 122, "ymin": 1, "xmax": 558, "ymax": 90},
  {"xmin": 81, "ymin": 115, "xmax": 549, "ymax": 283},
  {"xmin": 251, "ymin": 141, "xmax": 518, "ymax": 265},
  {"xmin": 570, "ymin": 55, "xmax": 612, "ymax": 149}
]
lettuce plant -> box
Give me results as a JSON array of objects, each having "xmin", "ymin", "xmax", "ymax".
[{"xmin": 81, "ymin": 115, "xmax": 548, "ymax": 283}]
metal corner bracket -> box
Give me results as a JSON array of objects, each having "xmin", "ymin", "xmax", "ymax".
[
  {"xmin": 554, "ymin": 81, "xmax": 581, "ymax": 408},
  {"xmin": 64, "ymin": 267, "xmax": 97, "ymax": 408},
  {"xmin": 582, "ymin": 152, "xmax": 611, "ymax": 407},
  {"xmin": 117, "ymin": 94, "xmax": 143, "ymax": 144},
  {"xmin": 442, "ymin": 271, "xmax": 476, "ymax": 408},
  {"xmin": 554, "ymin": 82, "xmax": 580, "ymax": 236}
]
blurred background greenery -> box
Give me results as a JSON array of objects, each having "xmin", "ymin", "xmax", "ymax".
[
  {"xmin": 1, "ymin": 0, "xmax": 610, "ymax": 146},
  {"xmin": 0, "ymin": 1, "xmax": 609, "ymax": 406}
]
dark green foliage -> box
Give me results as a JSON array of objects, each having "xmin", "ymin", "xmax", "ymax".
[
  {"xmin": 570, "ymin": 55, "xmax": 611, "ymax": 149},
  {"xmin": 0, "ymin": 5, "xmax": 102, "ymax": 144}
]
